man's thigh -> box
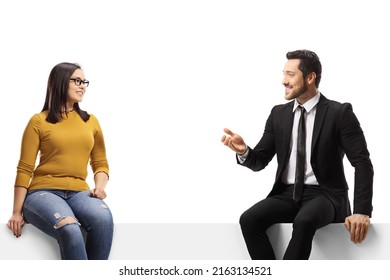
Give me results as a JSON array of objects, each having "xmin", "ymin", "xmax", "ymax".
[
  {"xmin": 295, "ymin": 189, "xmax": 335, "ymax": 228},
  {"xmin": 243, "ymin": 195, "xmax": 300, "ymax": 227}
]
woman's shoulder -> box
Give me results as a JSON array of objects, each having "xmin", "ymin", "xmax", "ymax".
[
  {"xmin": 87, "ymin": 111, "xmax": 104, "ymax": 122},
  {"xmin": 28, "ymin": 111, "xmax": 47, "ymax": 123},
  {"xmin": 85, "ymin": 112, "xmax": 101, "ymax": 125},
  {"xmin": 85, "ymin": 112, "xmax": 105, "ymax": 132},
  {"xmin": 24, "ymin": 111, "xmax": 47, "ymax": 130},
  {"xmin": 37, "ymin": 111, "xmax": 48, "ymax": 118}
]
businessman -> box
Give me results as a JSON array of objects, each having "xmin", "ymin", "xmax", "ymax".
[{"xmin": 221, "ymin": 49, "xmax": 373, "ymax": 259}]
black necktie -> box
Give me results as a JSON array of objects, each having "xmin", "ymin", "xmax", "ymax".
[{"xmin": 293, "ymin": 106, "xmax": 306, "ymax": 202}]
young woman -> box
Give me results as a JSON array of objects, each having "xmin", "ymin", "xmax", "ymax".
[{"xmin": 7, "ymin": 62, "xmax": 114, "ymax": 260}]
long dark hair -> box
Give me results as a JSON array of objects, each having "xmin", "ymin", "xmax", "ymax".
[
  {"xmin": 42, "ymin": 62, "xmax": 90, "ymax": 124},
  {"xmin": 286, "ymin": 50, "xmax": 322, "ymax": 88}
]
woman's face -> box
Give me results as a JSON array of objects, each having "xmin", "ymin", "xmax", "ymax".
[{"xmin": 67, "ymin": 68, "xmax": 87, "ymax": 106}]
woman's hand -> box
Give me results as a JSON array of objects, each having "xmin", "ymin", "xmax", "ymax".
[
  {"xmin": 90, "ymin": 188, "xmax": 107, "ymax": 199},
  {"xmin": 8, "ymin": 213, "xmax": 25, "ymax": 238},
  {"xmin": 91, "ymin": 172, "xmax": 109, "ymax": 199}
]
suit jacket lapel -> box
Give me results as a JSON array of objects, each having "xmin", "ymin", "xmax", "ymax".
[
  {"xmin": 282, "ymin": 101, "xmax": 295, "ymax": 162},
  {"xmin": 312, "ymin": 94, "xmax": 329, "ymax": 153}
]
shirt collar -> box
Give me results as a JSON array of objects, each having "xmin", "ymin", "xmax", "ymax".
[{"xmin": 293, "ymin": 92, "xmax": 321, "ymax": 113}]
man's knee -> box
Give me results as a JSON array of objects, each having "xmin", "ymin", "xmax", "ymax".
[
  {"xmin": 239, "ymin": 210, "xmax": 265, "ymax": 231},
  {"xmin": 293, "ymin": 215, "xmax": 318, "ymax": 232}
]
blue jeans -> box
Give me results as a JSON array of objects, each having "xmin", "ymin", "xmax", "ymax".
[{"xmin": 23, "ymin": 189, "xmax": 114, "ymax": 260}]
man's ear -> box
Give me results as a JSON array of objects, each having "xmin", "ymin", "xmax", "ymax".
[{"xmin": 306, "ymin": 72, "xmax": 316, "ymax": 85}]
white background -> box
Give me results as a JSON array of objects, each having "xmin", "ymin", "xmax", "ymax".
[{"xmin": 1, "ymin": 0, "xmax": 388, "ymax": 224}]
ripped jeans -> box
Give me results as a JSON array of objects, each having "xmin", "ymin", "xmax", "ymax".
[{"xmin": 23, "ymin": 189, "xmax": 114, "ymax": 260}]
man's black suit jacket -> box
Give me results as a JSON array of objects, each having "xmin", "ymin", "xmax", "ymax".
[{"xmin": 239, "ymin": 94, "xmax": 373, "ymax": 222}]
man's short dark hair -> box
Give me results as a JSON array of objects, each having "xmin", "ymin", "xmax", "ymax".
[{"xmin": 286, "ymin": 50, "xmax": 322, "ymax": 88}]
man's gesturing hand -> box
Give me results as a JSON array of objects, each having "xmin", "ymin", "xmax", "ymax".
[{"xmin": 221, "ymin": 128, "xmax": 247, "ymax": 155}]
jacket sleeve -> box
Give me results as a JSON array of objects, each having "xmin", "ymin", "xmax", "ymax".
[
  {"xmin": 339, "ymin": 103, "xmax": 374, "ymax": 216},
  {"xmin": 238, "ymin": 108, "xmax": 276, "ymax": 172}
]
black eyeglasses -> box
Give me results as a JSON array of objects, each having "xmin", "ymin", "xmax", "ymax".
[{"xmin": 70, "ymin": 77, "xmax": 89, "ymax": 87}]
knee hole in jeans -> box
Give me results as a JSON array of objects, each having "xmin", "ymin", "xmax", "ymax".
[{"xmin": 54, "ymin": 216, "xmax": 80, "ymax": 229}]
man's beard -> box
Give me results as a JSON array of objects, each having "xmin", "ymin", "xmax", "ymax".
[{"xmin": 286, "ymin": 82, "xmax": 308, "ymax": 101}]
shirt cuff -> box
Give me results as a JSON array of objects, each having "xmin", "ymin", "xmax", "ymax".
[{"xmin": 237, "ymin": 146, "xmax": 249, "ymax": 163}]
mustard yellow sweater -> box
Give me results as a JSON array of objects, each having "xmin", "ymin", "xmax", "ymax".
[{"xmin": 15, "ymin": 110, "xmax": 109, "ymax": 191}]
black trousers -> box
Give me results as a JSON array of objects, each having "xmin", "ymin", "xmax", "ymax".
[{"xmin": 239, "ymin": 184, "xmax": 336, "ymax": 260}]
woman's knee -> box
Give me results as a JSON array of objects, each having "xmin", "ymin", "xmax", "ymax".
[
  {"xmin": 82, "ymin": 206, "xmax": 114, "ymax": 233},
  {"xmin": 72, "ymin": 194, "xmax": 114, "ymax": 225},
  {"xmin": 54, "ymin": 216, "xmax": 80, "ymax": 229},
  {"xmin": 93, "ymin": 204, "xmax": 113, "ymax": 224},
  {"xmin": 54, "ymin": 216, "xmax": 84, "ymax": 241}
]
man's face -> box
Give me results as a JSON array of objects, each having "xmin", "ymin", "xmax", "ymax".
[{"xmin": 282, "ymin": 59, "xmax": 307, "ymax": 101}]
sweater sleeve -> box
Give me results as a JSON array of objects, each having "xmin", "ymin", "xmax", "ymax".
[
  {"xmin": 89, "ymin": 115, "xmax": 109, "ymax": 176},
  {"xmin": 14, "ymin": 114, "xmax": 41, "ymax": 189}
]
